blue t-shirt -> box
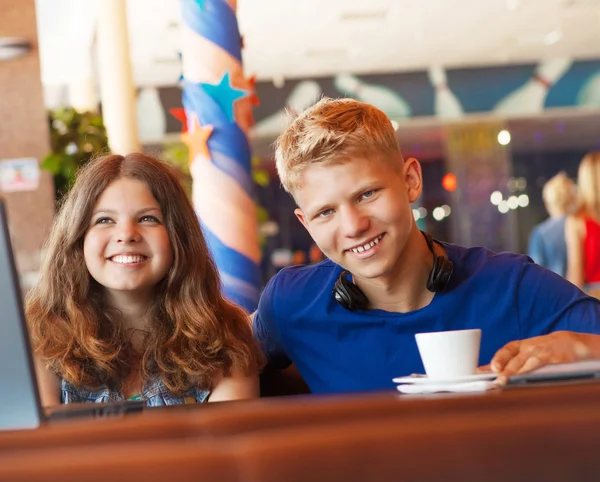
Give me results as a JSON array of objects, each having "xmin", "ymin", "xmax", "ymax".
[{"xmin": 254, "ymin": 242, "xmax": 600, "ymax": 394}]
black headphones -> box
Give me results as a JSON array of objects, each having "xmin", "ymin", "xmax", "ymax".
[{"xmin": 333, "ymin": 231, "xmax": 453, "ymax": 311}]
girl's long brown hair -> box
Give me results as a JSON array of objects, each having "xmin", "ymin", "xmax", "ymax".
[{"xmin": 26, "ymin": 153, "xmax": 262, "ymax": 393}]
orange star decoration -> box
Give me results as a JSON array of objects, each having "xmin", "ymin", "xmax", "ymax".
[
  {"xmin": 181, "ymin": 117, "xmax": 213, "ymax": 166},
  {"xmin": 247, "ymin": 74, "xmax": 260, "ymax": 106},
  {"xmin": 170, "ymin": 108, "xmax": 188, "ymax": 133}
]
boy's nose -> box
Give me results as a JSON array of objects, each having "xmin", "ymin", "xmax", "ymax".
[{"xmin": 341, "ymin": 207, "xmax": 370, "ymax": 238}]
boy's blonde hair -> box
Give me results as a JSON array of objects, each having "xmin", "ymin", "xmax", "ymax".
[
  {"xmin": 578, "ymin": 151, "xmax": 600, "ymax": 217},
  {"xmin": 542, "ymin": 171, "xmax": 577, "ymax": 214},
  {"xmin": 274, "ymin": 97, "xmax": 403, "ymax": 193}
]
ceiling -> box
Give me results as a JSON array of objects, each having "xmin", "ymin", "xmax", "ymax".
[
  {"xmin": 251, "ymin": 108, "xmax": 600, "ymax": 163},
  {"xmin": 35, "ymin": 0, "xmax": 600, "ymax": 87},
  {"xmin": 238, "ymin": 0, "xmax": 600, "ymax": 82},
  {"xmin": 33, "ymin": 0, "xmax": 600, "ymax": 156}
]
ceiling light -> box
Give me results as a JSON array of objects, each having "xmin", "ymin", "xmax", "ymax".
[{"xmin": 543, "ymin": 30, "xmax": 563, "ymax": 46}]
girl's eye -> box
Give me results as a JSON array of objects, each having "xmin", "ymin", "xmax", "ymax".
[
  {"xmin": 140, "ymin": 215, "xmax": 160, "ymax": 223},
  {"xmin": 95, "ymin": 217, "xmax": 112, "ymax": 224}
]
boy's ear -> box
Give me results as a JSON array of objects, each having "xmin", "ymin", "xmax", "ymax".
[
  {"xmin": 294, "ymin": 208, "xmax": 309, "ymax": 231},
  {"xmin": 404, "ymin": 157, "xmax": 423, "ymax": 203}
]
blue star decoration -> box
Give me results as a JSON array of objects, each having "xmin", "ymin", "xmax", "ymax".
[{"xmin": 201, "ymin": 71, "xmax": 249, "ymax": 123}]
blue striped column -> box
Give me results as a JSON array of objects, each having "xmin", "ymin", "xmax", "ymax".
[{"xmin": 179, "ymin": 0, "xmax": 261, "ymax": 312}]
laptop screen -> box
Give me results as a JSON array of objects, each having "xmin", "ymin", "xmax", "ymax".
[{"xmin": 0, "ymin": 198, "xmax": 43, "ymax": 430}]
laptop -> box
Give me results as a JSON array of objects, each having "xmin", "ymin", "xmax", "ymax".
[
  {"xmin": 0, "ymin": 198, "xmax": 144, "ymax": 431},
  {"xmin": 507, "ymin": 360, "xmax": 600, "ymax": 385}
]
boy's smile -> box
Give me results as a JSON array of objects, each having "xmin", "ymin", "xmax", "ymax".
[{"xmin": 293, "ymin": 155, "xmax": 423, "ymax": 286}]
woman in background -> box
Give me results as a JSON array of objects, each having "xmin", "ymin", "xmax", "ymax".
[
  {"xmin": 566, "ymin": 151, "xmax": 600, "ymax": 296},
  {"xmin": 528, "ymin": 171, "xmax": 577, "ymax": 277}
]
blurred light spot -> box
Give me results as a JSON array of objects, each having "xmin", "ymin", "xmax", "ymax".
[
  {"xmin": 516, "ymin": 177, "xmax": 527, "ymax": 190},
  {"xmin": 490, "ymin": 191, "xmax": 503, "ymax": 205},
  {"xmin": 432, "ymin": 207, "xmax": 445, "ymax": 221},
  {"xmin": 518, "ymin": 194, "xmax": 529, "ymax": 207},
  {"xmin": 442, "ymin": 173, "xmax": 457, "ymax": 192},
  {"xmin": 497, "ymin": 130, "xmax": 511, "ymax": 145}
]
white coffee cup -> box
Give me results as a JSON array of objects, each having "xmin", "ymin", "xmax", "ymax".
[{"xmin": 415, "ymin": 329, "xmax": 482, "ymax": 380}]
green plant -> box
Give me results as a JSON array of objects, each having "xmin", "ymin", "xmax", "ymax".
[
  {"xmin": 42, "ymin": 107, "xmax": 109, "ymax": 201},
  {"xmin": 161, "ymin": 141, "xmax": 193, "ymax": 198}
]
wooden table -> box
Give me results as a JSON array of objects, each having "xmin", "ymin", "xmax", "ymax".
[{"xmin": 1, "ymin": 379, "xmax": 599, "ymax": 481}]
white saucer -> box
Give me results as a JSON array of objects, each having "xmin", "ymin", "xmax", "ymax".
[{"xmin": 392, "ymin": 373, "xmax": 497, "ymax": 385}]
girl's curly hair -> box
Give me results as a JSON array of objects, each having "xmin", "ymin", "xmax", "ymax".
[{"xmin": 26, "ymin": 153, "xmax": 262, "ymax": 393}]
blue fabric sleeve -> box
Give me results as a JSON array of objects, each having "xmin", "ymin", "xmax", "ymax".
[
  {"xmin": 527, "ymin": 226, "xmax": 545, "ymax": 268},
  {"xmin": 517, "ymin": 259, "xmax": 600, "ymax": 337},
  {"xmin": 253, "ymin": 274, "xmax": 292, "ymax": 369}
]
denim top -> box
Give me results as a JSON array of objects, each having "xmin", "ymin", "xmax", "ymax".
[
  {"xmin": 527, "ymin": 216, "xmax": 567, "ymax": 278},
  {"xmin": 61, "ymin": 376, "xmax": 210, "ymax": 406}
]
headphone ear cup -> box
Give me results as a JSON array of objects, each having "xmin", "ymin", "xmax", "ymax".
[
  {"xmin": 428, "ymin": 256, "xmax": 453, "ymax": 292},
  {"xmin": 427, "ymin": 258, "xmax": 440, "ymax": 292},
  {"xmin": 333, "ymin": 278, "xmax": 352, "ymax": 310},
  {"xmin": 422, "ymin": 230, "xmax": 453, "ymax": 292},
  {"xmin": 333, "ymin": 271, "xmax": 369, "ymax": 311}
]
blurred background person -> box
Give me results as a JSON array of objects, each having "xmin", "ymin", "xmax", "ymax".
[
  {"xmin": 528, "ymin": 171, "xmax": 577, "ymax": 277},
  {"xmin": 566, "ymin": 152, "xmax": 600, "ymax": 297}
]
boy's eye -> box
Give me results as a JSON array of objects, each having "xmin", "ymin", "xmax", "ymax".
[
  {"xmin": 318, "ymin": 209, "xmax": 334, "ymax": 218},
  {"xmin": 361, "ymin": 190, "xmax": 375, "ymax": 200}
]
